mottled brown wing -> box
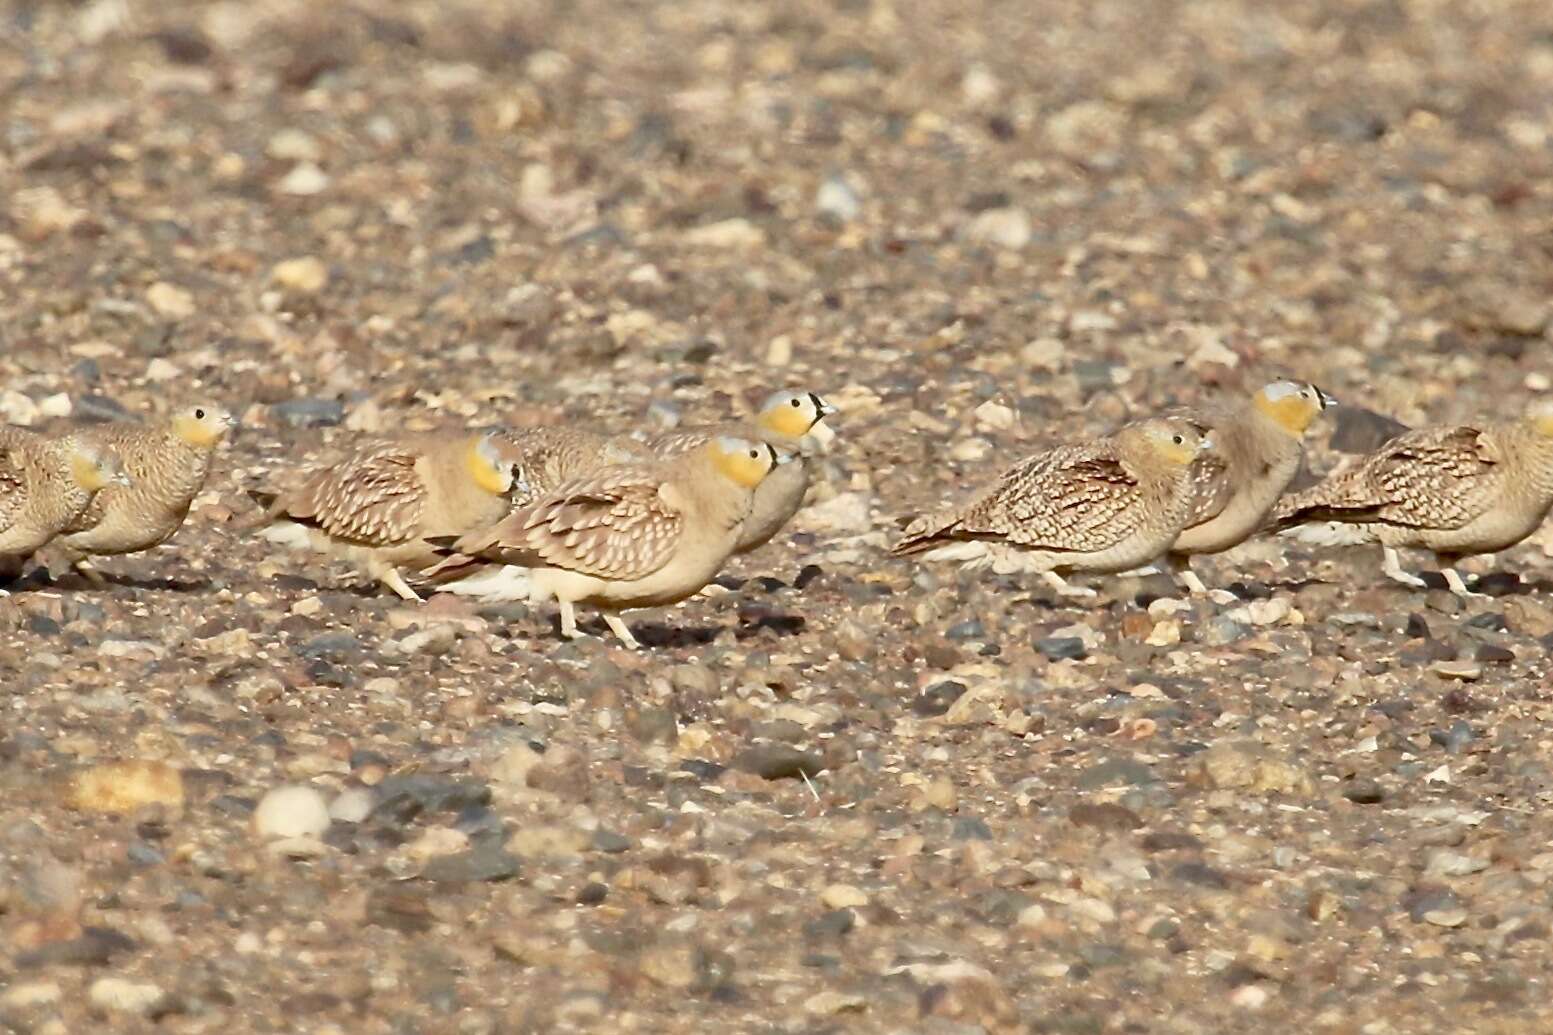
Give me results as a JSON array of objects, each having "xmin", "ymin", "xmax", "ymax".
[
  {"xmin": 491, "ymin": 428, "xmax": 652, "ymax": 506},
  {"xmin": 0, "ymin": 450, "xmax": 28, "ymax": 535},
  {"xmin": 273, "ymin": 446, "xmax": 426, "ymax": 546},
  {"xmin": 1182, "ymin": 452, "xmax": 1234, "ymax": 526},
  {"xmin": 1358, "ymin": 426, "xmax": 1499, "ymax": 529},
  {"xmin": 1278, "ymin": 425, "xmax": 1496, "ymax": 531},
  {"xmin": 514, "ymin": 473, "xmax": 682, "ymax": 580},
  {"xmin": 643, "ymin": 421, "xmax": 743, "ymax": 458},
  {"xmin": 927, "ymin": 444, "xmax": 1142, "ymax": 553}
]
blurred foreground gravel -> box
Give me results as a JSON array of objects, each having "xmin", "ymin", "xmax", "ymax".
[{"xmin": 4, "ymin": 0, "xmax": 1553, "ymax": 1032}]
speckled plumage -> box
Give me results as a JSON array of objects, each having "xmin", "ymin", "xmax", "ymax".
[
  {"xmin": 426, "ymin": 437, "xmax": 779, "ymax": 647},
  {"xmin": 1268, "ymin": 404, "xmax": 1553, "ymax": 594},
  {"xmin": 487, "ymin": 426, "xmax": 653, "ymax": 507},
  {"xmin": 0, "ymin": 428, "xmax": 126, "ymax": 567},
  {"xmin": 892, "ymin": 417, "xmax": 1212, "ymax": 597},
  {"xmin": 51, "ymin": 405, "xmax": 234, "ymax": 576},
  {"xmin": 257, "ymin": 431, "xmax": 517, "ymax": 600}
]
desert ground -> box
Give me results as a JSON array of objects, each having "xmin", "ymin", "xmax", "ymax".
[{"xmin": 4, "ymin": 0, "xmax": 1553, "ymax": 1032}]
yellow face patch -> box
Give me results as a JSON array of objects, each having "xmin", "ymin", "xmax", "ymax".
[
  {"xmin": 758, "ymin": 402, "xmax": 817, "ymax": 441},
  {"xmin": 467, "ymin": 440, "xmax": 514, "ymax": 495},
  {"xmin": 1534, "ymin": 412, "xmax": 1553, "ymax": 438},
  {"xmin": 172, "ymin": 406, "xmax": 233, "ymax": 447},
  {"xmin": 71, "ymin": 450, "xmax": 119, "ymax": 492},
  {"xmin": 1154, "ymin": 437, "xmax": 1199, "ymax": 466},
  {"xmin": 1253, "ymin": 390, "xmax": 1320, "ymax": 435},
  {"xmin": 710, "ymin": 440, "xmax": 773, "ymax": 489}
]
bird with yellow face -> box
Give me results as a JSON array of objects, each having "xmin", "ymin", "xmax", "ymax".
[
  {"xmin": 893, "ymin": 416, "xmax": 1214, "ymax": 600},
  {"xmin": 48, "ymin": 402, "xmax": 236, "ymax": 581},
  {"xmin": 425, "ymin": 435, "xmax": 786, "ymax": 647},
  {"xmin": 1, "ymin": 430, "xmax": 129, "ymax": 590},
  {"xmin": 1270, "ymin": 395, "xmax": 1553, "ymax": 597},
  {"xmin": 254, "ymin": 430, "xmax": 519, "ymax": 601},
  {"xmin": 1159, "ymin": 379, "xmax": 1336, "ymax": 594},
  {"xmin": 643, "ymin": 389, "xmax": 836, "ymax": 554}
]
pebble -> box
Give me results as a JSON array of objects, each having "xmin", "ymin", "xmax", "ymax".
[
  {"xmin": 815, "ymin": 175, "xmax": 862, "ymax": 222},
  {"xmin": 820, "ymin": 884, "xmax": 869, "ymax": 910},
  {"xmin": 145, "ymin": 282, "xmax": 195, "ymax": 320},
  {"xmin": 68, "ymin": 760, "xmax": 184, "ymax": 814},
  {"xmin": 277, "ymin": 161, "xmax": 329, "ymax": 196},
  {"xmin": 418, "ymin": 843, "xmax": 521, "ymax": 882},
  {"xmin": 88, "ymin": 977, "xmax": 166, "ymax": 1016},
  {"xmin": 962, "ymin": 206, "xmax": 1031, "ymax": 250},
  {"xmin": 734, "ymin": 745, "xmax": 826, "ymax": 781},
  {"xmin": 253, "ymin": 785, "xmax": 332, "ymax": 839},
  {"xmin": 270, "ymin": 398, "xmax": 345, "ymax": 428},
  {"xmin": 683, "ymin": 218, "xmax": 765, "ymax": 249},
  {"xmin": 270, "ymin": 256, "xmax": 330, "ymax": 295},
  {"xmin": 1189, "ymin": 741, "xmax": 1314, "ymax": 795},
  {"xmin": 1035, "ymin": 636, "xmax": 1087, "ymax": 661}
]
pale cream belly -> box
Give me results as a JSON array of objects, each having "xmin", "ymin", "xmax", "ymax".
[
  {"xmin": 1378, "ymin": 503, "xmax": 1553, "ymax": 555},
  {"xmin": 928, "ymin": 531, "xmax": 1176, "ymax": 577},
  {"xmin": 532, "ymin": 541, "xmax": 737, "ymax": 611}
]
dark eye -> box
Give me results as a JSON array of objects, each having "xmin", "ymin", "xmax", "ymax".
[
  {"xmin": 194, "ymin": 408, "xmax": 205, "ymax": 419},
  {"xmin": 749, "ymin": 449, "xmax": 759, "ymax": 459},
  {"xmin": 790, "ymin": 398, "xmax": 802, "ymax": 407},
  {"xmin": 1172, "ymin": 435, "xmax": 1183, "ymax": 445}
]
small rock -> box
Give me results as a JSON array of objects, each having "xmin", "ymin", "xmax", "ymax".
[
  {"xmin": 89, "ymin": 977, "xmax": 166, "ymax": 1017},
  {"xmin": 1, "ymin": 981, "xmax": 62, "ymax": 1010},
  {"xmin": 794, "ymin": 492, "xmax": 872, "ymax": 534},
  {"xmin": 526, "ymin": 745, "xmax": 591, "ymax": 800},
  {"xmin": 329, "ymin": 787, "xmax": 376, "ymax": 824},
  {"xmin": 1069, "ymin": 802, "xmax": 1143, "ymax": 831},
  {"xmin": 1426, "ymin": 850, "xmax": 1489, "ymax": 878},
  {"xmin": 68, "ymin": 760, "xmax": 184, "ymax": 815},
  {"xmin": 639, "ymin": 942, "xmax": 698, "ymax": 989},
  {"xmin": 962, "ymin": 206, "xmax": 1031, "ymax": 250},
  {"xmin": 913, "ymin": 681, "xmax": 967, "ymax": 717},
  {"xmin": 1343, "ymin": 780, "xmax": 1386, "ymax": 804},
  {"xmin": 1188, "ymin": 741, "xmax": 1314, "ymax": 795},
  {"xmin": 270, "ymin": 256, "xmax": 330, "ymax": 295},
  {"xmin": 270, "ymin": 398, "xmax": 344, "ymax": 428},
  {"xmin": 1035, "ymin": 636, "xmax": 1087, "ymax": 661},
  {"xmin": 922, "ymin": 776, "xmax": 957, "ymax": 810},
  {"xmin": 277, "ymin": 161, "xmax": 330, "ymax": 196},
  {"xmin": 815, "ymin": 175, "xmax": 862, "ymax": 221},
  {"xmin": 1423, "ymin": 908, "xmax": 1468, "ymax": 928},
  {"xmin": 734, "ymin": 745, "xmax": 825, "ymax": 781},
  {"xmin": 146, "ymin": 282, "xmax": 195, "ymax": 320},
  {"xmin": 418, "ymin": 843, "xmax": 521, "ymax": 883},
  {"xmin": 253, "ymin": 785, "xmax": 332, "ymax": 839},
  {"xmin": 820, "ymin": 884, "xmax": 869, "ymax": 910},
  {"xmin": 683, "ymin": 218, "xmax": 765, "ymax": 249}
]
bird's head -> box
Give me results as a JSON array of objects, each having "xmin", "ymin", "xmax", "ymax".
[
  {"xmin": 1130, "ymin": 417, "xmax": 1214, "ymax": 467},
  {"xmin": 172, "ymin": 403, "xmax": 237, "ymax": 447},
  {"xmin": 1253, "ymin": 380, "xmax": 1336, "ymax": 435},
  {"xmin": 70, "ymin": 441, "xmax": 131, "ymax": 492},
  {"xmin": 468, "ymin": 433, "xmax": 518, "ymax": 495},
  {"xmin": 709, "ymin": 435, "xmax": 780, "ymax": 489},
  {"xmin": 755, "ymin": 389, "xmax": 836, "ymax": 443}
]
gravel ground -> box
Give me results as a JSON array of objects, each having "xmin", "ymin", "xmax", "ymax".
[{"xmin": 5, "ymin": 0, "xmax": 1553, "ymax": 1032}]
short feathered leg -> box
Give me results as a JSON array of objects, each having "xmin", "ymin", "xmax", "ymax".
[
  {"xmin": 1380, "ymin": 546, "xmax": 1427, "ymax": 589},
  {"xmin": 1040, "ymin": 571, "xmax": 1098, "ymax": 600}
]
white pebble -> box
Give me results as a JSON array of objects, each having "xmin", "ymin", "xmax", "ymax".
[{"xmin": 253, "ymin": 785, "xmax": 332, "ymax": 839}]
